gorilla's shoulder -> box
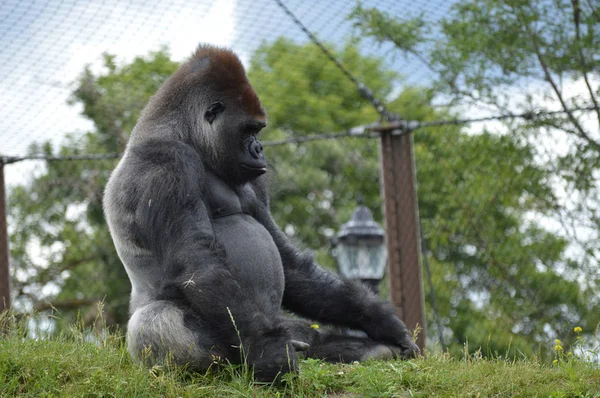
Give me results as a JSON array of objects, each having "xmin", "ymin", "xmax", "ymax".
[
  {"xmin": 129, "ymin": 139, "xmax": 202, "ymax": 168},
  {"xmin": 121, "ymin": 138, "xmax": 206, "ymax": 196}
]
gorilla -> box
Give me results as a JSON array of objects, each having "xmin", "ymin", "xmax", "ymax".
[{"xmin": 104, "ymin": 44, "xmax": 419, "ymax": 382}]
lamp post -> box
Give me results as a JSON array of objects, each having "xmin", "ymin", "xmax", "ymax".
[{"xmin": 333, "ymin": 202, "xmax": 387, "ymax": 293}]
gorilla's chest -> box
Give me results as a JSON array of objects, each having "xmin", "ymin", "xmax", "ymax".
[
  {"xmin": 213, "ymin": 215, "xmax": 284, "ymax": 312},
  {"xmin": 204, "ymin": 174, "xmax": 284, "ymax": 314}
]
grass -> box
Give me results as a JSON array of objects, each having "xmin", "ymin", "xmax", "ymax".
[{"xmin": 1, "ymin": 314, "xmax": 599, "ymax": 397}]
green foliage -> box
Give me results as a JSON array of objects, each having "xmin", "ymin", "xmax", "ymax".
[
  {"xmin": 248, "ymin": 38, "xmax": 394, "ymax": 262},
  {"xmin": 249, "ymin": 38, "xmax": 395, "ymax": 132},
  {"xmin": 248, "ymin": 39, "xmax": 595, "ymax": 357},
  {"xmin": 414, "ymin": 124, "xmax": 590, "ymax": 357},
  {"xmin": 353, "ymin": 0, "xmax": 600, "ymax": 96},
  {"xmin": 351, "ymin": 0, "xmax": 600, "ymax": 356},
  {"xmin": 73, "ymin": 49, "xmax": 179, "ymax": 151}
]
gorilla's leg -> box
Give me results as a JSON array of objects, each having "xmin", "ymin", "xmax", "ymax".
[{"xmin": 127, "ymin": 300, "xmax": 215, "ymax": 370}]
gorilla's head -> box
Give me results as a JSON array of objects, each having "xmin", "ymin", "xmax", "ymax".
[{"xmin": 141, "ymin": 44, "xmax": 268, "ymax": 185}]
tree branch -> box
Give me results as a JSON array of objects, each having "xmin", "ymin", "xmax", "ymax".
[
  {"xmin": 385, "ymin": 32, "xmax": 520, "ymax": 117},
  {"xmin": 533, "ymin": 116, "xmax": 600, "ymax": 152},
  {"xmin": 586, "ymin": 0, "xmax": 600, "ymax": 22},
  {"xmin": 571, "ymin": 0, "xmax": 600, "ymax": 128},
  {"xmin": 522, "ymin": 19, "xmax": 600, "ymax": 152},
  {"xmin": 385, "ymin": 34, "xmax": 467, "ymax": 100}
]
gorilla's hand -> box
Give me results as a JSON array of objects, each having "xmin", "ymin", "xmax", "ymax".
[
  {"xmin": 246, "ymin": 330, "xmax": 300, "ymax": 383},
  {"xmin": 395, "ymin": 334, "xmax": 420, "ymax": 359},
  {"xmin": 363, "ymin": 313, "xmax": 420, "ymax": 359}
]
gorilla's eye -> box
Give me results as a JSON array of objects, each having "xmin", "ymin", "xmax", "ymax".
[{"xmin": 205, "ymin": 102, "xmax": 224, "ymax": 124}]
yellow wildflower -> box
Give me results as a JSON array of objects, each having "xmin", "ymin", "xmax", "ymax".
[
  {"xmin": 553, "ymin": 359, "xmax": 558, "ymax": 365},
  {"xmin": 574, "ymin": 326, "xmax": 582, "ymax": 333},
  {"xmin": 555, "ymin": 339, "xmax": 562, "ymax": 345},
  {"xmin": 310, "ymin": 324, "xmax": 319, "ymax": 329},
  {"xmin": 554, "ymin": 345, "xmax": 563, "ymax": 351}
]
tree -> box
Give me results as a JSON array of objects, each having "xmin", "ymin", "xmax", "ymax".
[
  {"xmin": 250, "ymin": 38, "xmax": 594, "ymax": 357},
  {"xmin": 247, "ymin": 38, "xmax": 395, "ymax": 264},
  {"xmin": 350, "ymin": 0, "xmax": 600, "ymax": 308}
]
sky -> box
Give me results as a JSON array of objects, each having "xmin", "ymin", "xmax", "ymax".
[{"xmin": 0, "ymin": 0, "xmax": 455, "ymax": 165}]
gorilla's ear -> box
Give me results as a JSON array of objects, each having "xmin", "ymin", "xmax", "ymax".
[{"xmin": 205, "ymin": 102, "xmax": 224, "ymax": 124}]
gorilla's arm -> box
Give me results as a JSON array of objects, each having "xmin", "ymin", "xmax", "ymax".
[
  {"xmin": 250, "ymin": 190, "xmax": 419, "ymax": 357},
  {"xmin": 129, "ymin": 140, "xmax": 292, "ymax": 357}
]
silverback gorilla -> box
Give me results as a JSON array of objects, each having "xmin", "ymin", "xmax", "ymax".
[{"xmin": 104, "ymin": 44, "xmax": 419, "ymax": 382}]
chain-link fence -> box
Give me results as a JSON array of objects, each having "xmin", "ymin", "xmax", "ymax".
[{"xmin": 1, "ymin": 0, "xmax": 599, "ymax": 357}]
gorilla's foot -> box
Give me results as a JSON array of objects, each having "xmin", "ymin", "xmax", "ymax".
[{"xmin": 359, "ymin": 344, "xmax": 395, "ymax": 361}]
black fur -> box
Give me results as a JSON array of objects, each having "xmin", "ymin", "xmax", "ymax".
[{"xmin": 104, "ymin": 44, "xmax": 418, "ymax": 383}]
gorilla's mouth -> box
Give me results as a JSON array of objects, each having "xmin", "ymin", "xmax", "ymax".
[{"xmin": 241, "ymin": 164, "xmax": 267, "ymax": 174}]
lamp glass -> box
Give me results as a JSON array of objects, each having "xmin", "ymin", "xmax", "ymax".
[{"xmin": 335, "ymin": 237, "xmax": 387, "ymax": 280}]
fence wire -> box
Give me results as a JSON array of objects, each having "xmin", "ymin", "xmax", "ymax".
[{"xmin": 1, "ymin": 0, "xmax": 599, "ymax": 355}]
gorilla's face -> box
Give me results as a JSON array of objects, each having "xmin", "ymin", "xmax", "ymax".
[
  {"xmin": 180, "ymin": 51, "xmax": 268, "ymax": 186},
  {"xmin": 203, "ymin": 96, "xmax": 267, "ymax": 185},
  {"xmin": 236, "ymin": 118, "xmax": 267, "ymax": 181}
]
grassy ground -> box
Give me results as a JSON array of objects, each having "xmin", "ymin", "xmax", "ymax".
[{"xmin": 1, "ymin": 317, "xmax": 599, "ymax": 397}]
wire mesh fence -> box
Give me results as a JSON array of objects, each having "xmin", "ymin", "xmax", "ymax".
[{"xmin": 1, "ymin": 0, "xmax": 599, "ymax": 357}]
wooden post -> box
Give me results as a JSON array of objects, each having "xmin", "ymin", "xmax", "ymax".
[
  {"xmin": 379, "ymin": 129, "xmax": 426, "ymax": 351},
  {"xmin": 0, "ymin": 159, "xmax": 10, "ymax": 312}
]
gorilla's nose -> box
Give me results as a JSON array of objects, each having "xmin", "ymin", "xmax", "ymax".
[{"xmin": 249, "ymin": 139, "xmax": 263, "ymax": 159}]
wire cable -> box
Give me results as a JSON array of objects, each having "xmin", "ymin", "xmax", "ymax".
[
  {"xmin": 272, "ymin": 0, "xmax": 394, "ymax": 121},
  {"xmin": 2, "ymin": 105, "xmax": 596, "ymax": 163}
]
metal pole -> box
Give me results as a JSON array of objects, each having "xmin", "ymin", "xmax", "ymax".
[
  {"xmin": 0, "ymin": 159, "xmax": 10, "ymax": 312},
  {"xmin": 379, "ymin": 129, "xmax": 426, "ymax": 351}
]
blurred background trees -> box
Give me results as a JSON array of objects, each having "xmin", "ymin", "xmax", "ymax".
[{"xmin": 6, "ymin": 0, "xmax": 599, "ymax": 358}]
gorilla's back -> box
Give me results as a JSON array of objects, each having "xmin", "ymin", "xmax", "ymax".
[{"xmin": 104, "ymin": 152, "xmax": 164, "ymax": 312}]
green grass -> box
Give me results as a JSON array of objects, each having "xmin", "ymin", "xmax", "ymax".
[{"xmin": 1, "ymin": 316, "xmax": 599, "ymax": 397}]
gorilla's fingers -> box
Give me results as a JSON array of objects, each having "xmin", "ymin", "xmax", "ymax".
[
  {"xmin": 400, "ymin": 339, "xmax": 420, "ymax": 359},
  {"xmin": 290, "ymin": 339, "xmax": 310, "ymax": 351}
]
